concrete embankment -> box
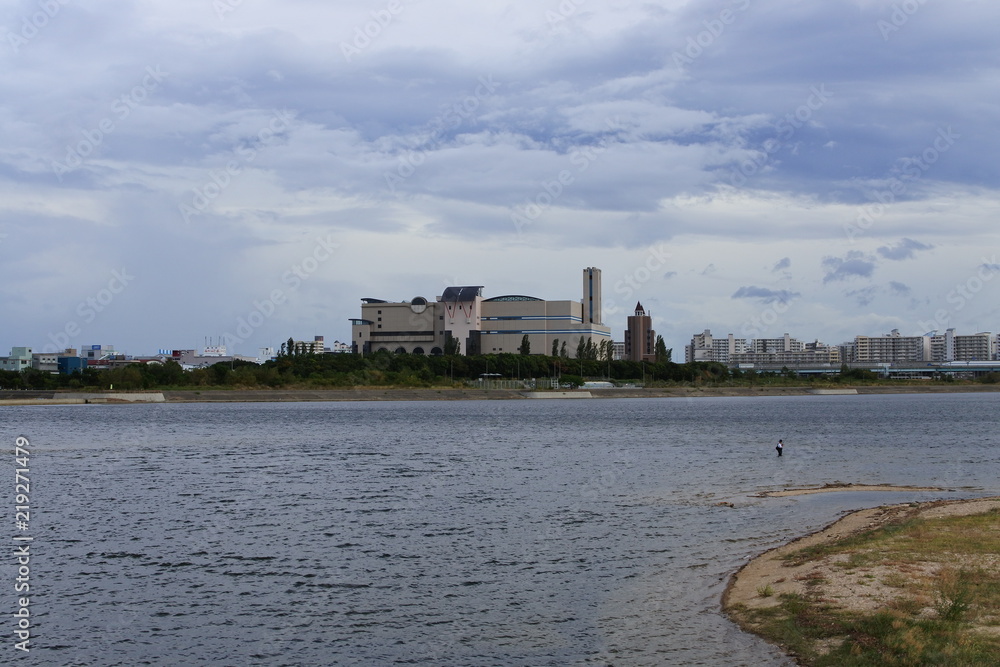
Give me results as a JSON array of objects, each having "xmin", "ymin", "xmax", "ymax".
[
  {"xmin": 0, "ymin": 391, "xmax": 165, "ymax": 405},
  {"xmin": 162, "ymin": 388, "xmax": 529, "ymax": 402},
  {"xmin": 2, "ymin": 384, "xmax": 998, "ymax": 406}
]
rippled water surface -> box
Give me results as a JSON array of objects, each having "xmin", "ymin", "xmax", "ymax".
[{"xmin": 3, "ymin": 392, "xmax": 999, "ymax": 666}]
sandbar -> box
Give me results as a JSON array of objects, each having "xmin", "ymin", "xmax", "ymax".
[{"xmin": 755, "ymin": 482, "xmax": 945, "ymax": 497}]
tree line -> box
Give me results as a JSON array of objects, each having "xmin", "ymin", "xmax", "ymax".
[
  {"xmin": 0, "ymin": 347, "xmax": 730, "ymax": 391},
  {"xmin": 3, "ymin": 346, "xmax": 991, "ymax": 392}
]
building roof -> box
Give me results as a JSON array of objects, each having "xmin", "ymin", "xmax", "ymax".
[
  {"xmin": 484, "ymin": 295, "xmax": 542, "ymax": 302},
  {"xmin": 440, "ymin": 286, "xmax": 483, "ymax": 302}
]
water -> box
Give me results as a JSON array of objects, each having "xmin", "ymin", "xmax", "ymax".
[{"xmin": 2, "ymin": 393, "xmax": 998, "ymax": 666}]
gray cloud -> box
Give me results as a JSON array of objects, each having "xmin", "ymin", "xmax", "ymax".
[
  {"xmin": 731, "ymin": 286, "xmax": 800, "ymax": 304},
  {"xmin": 877, "ymin": 238, "xmax": 933, "ymax": 261},
  {"xmin": 846, "ymin": 286, "xmax": 879, "ymax": 307},
  {"xmin": 889, "ymin": 281, "xmax": 911, "ymax": 296},
  {"xmin": 822, "ymin": 251, "xmax": 876, "ymax": 283}
]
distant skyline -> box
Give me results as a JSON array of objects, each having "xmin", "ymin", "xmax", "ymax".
[{"xmin": 2, "ymin": 1, "xmax": 999, "ymax": 357}]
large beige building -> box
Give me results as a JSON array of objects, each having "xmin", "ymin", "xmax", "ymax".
[{"xmin": 350, "ymin": 268, "xmax": 612, "ymax": 357}]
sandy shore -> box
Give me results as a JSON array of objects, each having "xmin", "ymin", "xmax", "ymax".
[
  {"xmin": 754, "ymin": 482, "xmax": 945, "ymax": 497},
  {"xmin": 723, "ymin": 495, "xmax": 1000, "ymax": 658}
]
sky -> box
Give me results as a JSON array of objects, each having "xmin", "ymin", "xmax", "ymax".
[{"xmin": 2, "ymin": 0, "xmax": 999, "ymax": 357}]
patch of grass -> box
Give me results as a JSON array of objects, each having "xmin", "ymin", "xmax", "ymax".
[
  {"xmin": 835, "ymin": 552, "xmax": 877, "ymax": 570},
  {"xmin": 881, "ymin": 572, "xmax": 908, "ymax": 589},
  {"xmin": 782, "ymin": 519, "xmax": 918, "ymax": 567},
  {"xmin": 757, "ymin": 584, "xmax": 774, "ymax": 597}
]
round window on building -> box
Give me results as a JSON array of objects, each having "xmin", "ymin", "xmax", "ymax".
[
  {"xmin": 394, "ymin": 347, "xmax": 407, "ymax": 354},
  {"xmin": 412, "ymin": 347, "xmax": 425, "ymax": 355},
  {"xmin": 430, "ymin": 347, "xmax": 443, "ymax": 356},
  {"xmin": 410, "ymin": 297, "xmax": 428, "ymax": 314}
]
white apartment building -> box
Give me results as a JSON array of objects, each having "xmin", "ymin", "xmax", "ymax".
[
  {"xmin": 749, "ymin": 334, "xmax": 803, "ymax": 354},
  {"xmin": 686, "ymin": 330, "xmax": 836, "ymax": 366},
  {"xmin": 685, "ymin": 330, "xmax": 748, "ymax": 363},
  {"xmin": 951, "ymin": 331, "xmax": 995, "ymax": 361},
  {"xmin": 853, "ymin": 330, "xmax": 931, "ymax": 363}
]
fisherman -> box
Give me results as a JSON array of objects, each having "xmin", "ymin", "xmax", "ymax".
[{"xmin": 776, "ymin": 439, "xmax": 783, "ymax": 457}]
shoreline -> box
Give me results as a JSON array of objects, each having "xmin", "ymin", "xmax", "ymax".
[
  {"xmin": 723, "ymin": 494, "xmax": 1000, "ymax": 662},
  {"xmin": 2, "ymin": 383, "xmax": 999, "ymax": 405},
  {"xmin": 754, "ymin": 482, "xmax": 946, "ymax": 497}
]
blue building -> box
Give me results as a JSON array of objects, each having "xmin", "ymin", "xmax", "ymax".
[{"xmin": 57, "ymin": 357, "xmax": 88, "ymax": 375}]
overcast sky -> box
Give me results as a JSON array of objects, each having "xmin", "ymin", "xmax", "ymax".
[{"xmin": 2, "ymin": 0, "xmax": 999, "ymax": 357}]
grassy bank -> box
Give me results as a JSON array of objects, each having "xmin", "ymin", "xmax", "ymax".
[{"xmin": 725, "ymin": 499, "xmax": 1000, "ymax": 665}]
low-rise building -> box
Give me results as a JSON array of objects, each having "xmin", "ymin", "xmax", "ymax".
[
  {"xmin": 291, "ymin": 336, "xmax": 325, "ymax": 355},
  {"xmin": 0, "ymin": 347, "xmax": 33, "ymax": 372},
  {"xmin": 81, "ymin": 345, "xmax": 116, "ymax": 362},
  {"xmin": 58, "ymin": 357, "xmax": 88, "ymax": 374}
]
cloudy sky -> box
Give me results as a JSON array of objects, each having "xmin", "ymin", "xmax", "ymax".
[{"xmin": 2, "ymin": 0, "xmax": 999, "ymax": 357}]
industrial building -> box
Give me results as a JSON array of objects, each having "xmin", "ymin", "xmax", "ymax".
[{"xmin": 350, "ymin": 268, "xmax": 612, "ymax": 358}]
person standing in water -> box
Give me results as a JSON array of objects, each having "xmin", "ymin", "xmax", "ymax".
[{"xmin": 776, "ymin": 439, "xmax": 783, "ymax": 456}]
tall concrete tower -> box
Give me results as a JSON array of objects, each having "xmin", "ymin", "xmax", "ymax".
[{"xmin": 583, "ymin": 267, "xmax": 602, "ymax": 325}]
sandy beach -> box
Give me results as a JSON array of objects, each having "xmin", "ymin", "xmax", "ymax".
[{"xmin": 723, "ymin": 495, "xmax": 1000, "ymax": 662}]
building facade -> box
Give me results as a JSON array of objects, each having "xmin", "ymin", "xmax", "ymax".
[
  {"xmin": 0, "ymin": 347, "xmax": 33, "ymax": 372},
  {"xmin": 624, "ymin": 302, "xmax": 656, "ymax": 362},
  {"xmin": 685, "ymin": 330, "xmax": 747, "ymax": 364},
  {"xmin": 351, "ymin": 268, "xmax": 612, "ymax": 358},
  {"xmin": 686, "ymin": 330, "xmax": 838, "ymax": 366},
  {"xmin": 853, "ymin": 330, "xmax": 931, "ymax": 363}
]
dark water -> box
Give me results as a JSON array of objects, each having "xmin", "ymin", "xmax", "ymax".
[{"xmin": 2, "ymin": 393, "xmax": 998, "ymax": 666}]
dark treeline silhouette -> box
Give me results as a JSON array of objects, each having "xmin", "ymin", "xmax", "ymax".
[
  {"xmin": 0, "ymin": 351, "xmax": 733, "ymax": 391},
  {"xmin": 4, "ymin": 352, "xmax": 991, "ymax": 391}
]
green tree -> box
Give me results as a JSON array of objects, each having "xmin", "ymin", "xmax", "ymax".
[
  {"xmin": 552, "ymin": 338, "xmax": 559, "ymax": 357},
  {"xmin": 654, "ymin": 335, "xmax": 671, "ymax": 363},
  {"xmin": 519, "ymin": 334, "xmax": 530, "ymax": 355}
]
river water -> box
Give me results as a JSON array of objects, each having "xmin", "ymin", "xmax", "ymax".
[{"xmin": 2, "ymin": 392, "xmax": 998, "ymax": 666}]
